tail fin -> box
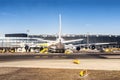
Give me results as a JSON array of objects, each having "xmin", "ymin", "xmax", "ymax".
[{"xmin": 59, "ymin": 14, "xmax": 62, "ymax": 40}]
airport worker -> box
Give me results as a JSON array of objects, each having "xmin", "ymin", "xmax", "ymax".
[{"xmin": 25, "ymin": 45, "xmax": 29, "ymax": 52}]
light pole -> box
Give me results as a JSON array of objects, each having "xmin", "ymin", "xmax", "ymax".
[
  {"xmin": 26, "ymin": 29, "xmax": 30, "ymax": 37},
  {"xmin": 26, "ymin": 29, "xmax": 30, "ymax": 43},
  {"xmin": 87, "ymin": 32, "xmax": 89, "ymax": 49}
]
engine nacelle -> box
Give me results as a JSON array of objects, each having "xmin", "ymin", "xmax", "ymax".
[
  {"xmin": 76, "ymin": 46, "xmax": 81, "ymax": 51},
  {"xmin": 90, "ymin": 45, "xmax": 96, "ymax": 50}
]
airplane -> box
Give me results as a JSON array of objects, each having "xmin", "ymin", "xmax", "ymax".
[{"xmin": 38, "ymin": 14, "xmax": 83, "ymax": 53}]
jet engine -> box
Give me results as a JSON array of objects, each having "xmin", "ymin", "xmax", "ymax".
[
  {"xmin": 76, "ymin": 46, "xmax": 81, "ymax": 51},
  {"xmin": 90, "ymin": 45, "xmax": 96, "ymax": 50}
]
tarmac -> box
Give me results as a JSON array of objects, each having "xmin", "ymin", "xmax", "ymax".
[{"xmin": 0, "ymin": 53, "xmax": 120, "ymax": 71}]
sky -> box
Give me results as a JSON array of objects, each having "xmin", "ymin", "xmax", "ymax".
[{"xmin": 0, "ymin": 0, "xmax": 120, "ymax": 35}]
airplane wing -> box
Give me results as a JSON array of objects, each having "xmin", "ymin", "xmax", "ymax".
[
  {"xmin": 35, "ymin": 38, "xmax": 54, "ymax": 43},
  {"xmin": 39, "ymin": 39, "xmax": 54, "ymax": 43},
  {"xmin": 89, "ymin": 42, "xmax": 117, "ymax": 45},
  {"xmin": 36, "ymin": 38, "xmax": 83, "ymax": 44},
  {"xmin": 63, "ymin": 39, "xmax": 83, "ymax": 44},
  {"xmin": 73, "ymin": 42, "xmax": 117, "ymax": 47}
]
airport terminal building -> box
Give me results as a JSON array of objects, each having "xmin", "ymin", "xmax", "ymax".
[
  {"xmin": 29, "ymin": 34, "xmax": 120, "ymax": 49},
  {"xmin": 0, "ymin": 33, "xmax": 120, "ymax": 51}
]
